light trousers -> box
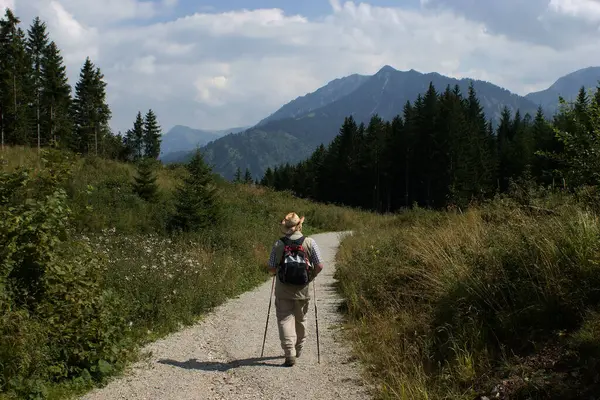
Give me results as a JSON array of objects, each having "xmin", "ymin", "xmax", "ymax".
[{"xmin": 275, "ymin": 297, "xmax": 309, "ymax": 357}]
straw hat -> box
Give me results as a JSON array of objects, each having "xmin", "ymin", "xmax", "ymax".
[{"xmin": 280, "ymin": 212, "xmax": 305, "ymax": 235}]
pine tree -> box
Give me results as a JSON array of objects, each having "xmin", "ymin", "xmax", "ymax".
[
  {"xmin": 438, "ymin": 85, "xmax": 467, "ymax": 206},
  {"xmin": 125, "ymin": 111, "xmax": 144, "ymax": 160},
  {"xmin": 364, "ymin": 115, "xmax": 387, "ymax": 211},
  {"xmin": 260, "ymin": 167, "xmax": 274, "ymax": 187},
  {"xmin": 531, "ymin": 107, "xmax": 559, "ymax": 185},
  {"xmin": 133, "ymin": 159, "xmax": 159, "ymax": 202},
  {"xmin": 0, "ymin": 9, "xmax": 34, "ymax": 146},
  {"xmin": 244, "ymin": 168, "xmax": 253, "ymax": 184},
  {"xmin": 546, "ymin": 91, "xmax": 600, "ymax": 187},
  {"xmin": 143, "ymin": 109, "xmax": 161, "ymax": 159},
  {"xmin": 321, "ymin": 116, "xmax": 360, "ymax": 205},
  {"xmin": 594, "ymin": 84, "xmax": 600, "ymax": 107},
  {"xmin": 496, "ymin": 106, "xmax": 513, "ymax": 191},
  {"xmin": 40, "ymin": 41, "xmax": 71, "ymax": 147},
  {"xmin": 413, "ymin": 85, "xmax": 440, "ymax": 207},
  {"xmin": 27, "ymin": 16, "xmax": 48, "ymax": 150},
  {"xmin": 233, "ymin": 167, "xmax": 242, "ymax": 182},
  {"xmin": 306, "ymin": 144, "xmax": 326, "ymax": 200},
  {"xmin": 71, "ymin": 57, "xmax": 111, "ymax": 154},
  {"xmin": 465, "ymin": 83, "xmax": 496, "ymax": 201},
  {"xmin": 169, "ymin": 149, "xmax": 221, "ymax": 232}
]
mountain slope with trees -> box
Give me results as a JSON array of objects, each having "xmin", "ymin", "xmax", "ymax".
[
  {"xmin": 197, "ymin": 66, "xmax": 552, "ymax": 180},
  {"xmin": 256, "ymin": 72, "xmax": 370, "ymax": 126},
  {"xmin": 159, "ymin": 125, "xmax": 247, "ymax": 162},
  {"xmin": 265, "ymin": 82, "xmax": 600, "ymax": 212},
  {"xmin": 526, "ymin": 66, "xmax": 600, "ymax": 114},
  {"xmin": 263, "ymin": 81, "xmax": 554, "ymax": 211}
]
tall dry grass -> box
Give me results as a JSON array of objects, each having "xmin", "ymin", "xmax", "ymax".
[{"xmin": 336, "ymin": 199, "xmax": 600, "ymax": 399}]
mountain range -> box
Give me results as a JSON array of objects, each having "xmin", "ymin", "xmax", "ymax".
[
  {"xmin": 525, "ymin": 66, "xmax": 600, "ymax": 115},
  {"xmin": 159, "ymin": 125, "xmax": 247, "ymax": 163},
  {"xmin": 163, "ymin": 65, "xmax": 600, "ymax": 180}
]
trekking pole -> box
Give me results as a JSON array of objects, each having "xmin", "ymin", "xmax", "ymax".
[
  {"xmin": 261, "ymin": 275, "xmax": 276, "ymax": 357},
  {"xmin": 313, "ymin": 279, "xmax": 321, "ymax": 364}
]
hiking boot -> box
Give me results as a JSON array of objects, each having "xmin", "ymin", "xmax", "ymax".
[
  {"xmin": 295, "ymin": 346, "xmax": 303, "ymax": 358},
  {"xmin": 284, "ymin": 356, "xmax": 296, "ymax": 367}
]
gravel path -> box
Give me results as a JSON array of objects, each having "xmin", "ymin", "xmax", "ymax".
[{"xmin": 80, "ymin": 232, "xmax": 371, "ymax": 400}]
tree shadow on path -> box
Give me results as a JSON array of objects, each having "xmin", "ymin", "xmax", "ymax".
[{"xmin": 158, "ymin": 356, "xmax": 285, "ymax": 372}]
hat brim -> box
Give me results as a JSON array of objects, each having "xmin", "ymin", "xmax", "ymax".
[{"xmin": 280, "ymin": 216, "xmax": 305, "ymax": 234}]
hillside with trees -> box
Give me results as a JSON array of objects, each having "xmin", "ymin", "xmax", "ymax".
[
  {"xmin": 0, "ymin": 9, "xmax": 162, "ymax": 163},
  {"xmin": 261, "ymin": 81, "xmax": 597, "ymax": 212},
  {"xmin": 197, "ymin": 66, "xmax": 544, "ymax": 180}
]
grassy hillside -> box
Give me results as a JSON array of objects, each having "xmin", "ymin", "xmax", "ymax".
[
  {"xmin": 0, "ymin": 146, "xmax": 376, "ymax": 400},
  {"xmin": 335, "ymin": 189, "xmax": 600, "ymax": 399}
]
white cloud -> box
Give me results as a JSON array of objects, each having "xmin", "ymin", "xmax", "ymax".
[
  {"xmin": 43, "ymin": 1, "xmax": 99, "ymax": 63},
  {"xmin": 0, "ymin": 0, "xmax": 14, "ymax": 12},
  {"xmin": 131, "ymin": 55, "xmax": 156, "ymax": 75},
  {"xmin": 329, "ymin": 0, "xmax": 343, "ymax": 13},
  {"xmin": 47, "ymin": 0, "xmax": 156, "ymax": 24},
  {"xmin": 548, "ymin": 0, "xmax": 600, "ymax": 21},
  {"xmin": 10, "ymin": 0, "xmax": 600, "ymax": 134}
]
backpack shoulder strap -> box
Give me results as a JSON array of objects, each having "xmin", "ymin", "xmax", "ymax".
[{"xmin": 292, "ymin": 236, "xmax": 306, "ymax": 246}]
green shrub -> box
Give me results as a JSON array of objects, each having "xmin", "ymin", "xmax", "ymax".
[
  {"xmin": 0, "ymin": 153, "xmax": 130, "ymax": 398},
  {"xmin": 132, "ymin": 159, "xmax": 159, "ymax": 202},
  {"xmin": 169, "ymin": 150, "xmax": 222, "ymax": 233}
]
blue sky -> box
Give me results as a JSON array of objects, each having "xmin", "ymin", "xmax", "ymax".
[
  {"xmin": 6, "ymin": 0, "xmax": 600, "ymax": 134},
  {"xmin": 171, "ymin": 0, "xmax": 422, "ymax": 19}
]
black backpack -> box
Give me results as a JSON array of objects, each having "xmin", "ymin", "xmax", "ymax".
[{"xmin": 277, "ymin": 236, "xmax": 313, "ymax": 286}]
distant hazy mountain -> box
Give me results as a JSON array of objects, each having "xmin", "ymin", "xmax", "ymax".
[
  {"xmin": 526, "ymin": 66, "xmax": 600, "ymax": 114},
  {"xmin": 159, "ymin": 125, "xmax": 247, "ymax": 160},
  {"xmin": 200, "ymin": 65, "xmax": 539, "ymax": 179},
  {"xmin": 294, "ymin": 65, "xmax": 538, "ymax": 126},
  {"xmin": 256, "ymin": 73, "xmax": 370, "ymax": 125}
]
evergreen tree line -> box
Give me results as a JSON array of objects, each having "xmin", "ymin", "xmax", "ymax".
[
  {"xmin": 0, "ymin": 8, "xmax": 162, "ymax": 161},
  {"xmin": 1, "ymin": 8, "xmax": 221, "ymax": 233},
  {"xmin": 260, "ymin": 82, "xmax": 598, "ymax": 212},
  {"xmin": 233, "ymin": 166, "xmax": 258, "ymax": 185},
  {"xmin": 123, "ymin": 110, "xmax": 162, "ymax": 161}
]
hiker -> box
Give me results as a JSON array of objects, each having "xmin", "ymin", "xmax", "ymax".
[{"xmin": 267, "ymin": 212, "xmax": 324, "ymax": 367}]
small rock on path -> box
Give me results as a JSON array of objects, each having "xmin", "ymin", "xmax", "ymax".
[{"xmin": 80, "ymin": 232, "xmax": 371, "ymax": 400}]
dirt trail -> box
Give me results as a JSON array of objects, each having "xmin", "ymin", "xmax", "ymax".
[{"xmin": 80, "ymin": 232, "xmax": 371, "ymax": 400}]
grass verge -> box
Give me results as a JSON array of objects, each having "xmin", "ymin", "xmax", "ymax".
[{"xmin": 335, "ymin": 195, "xmax": 600, "ymax": 399}]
